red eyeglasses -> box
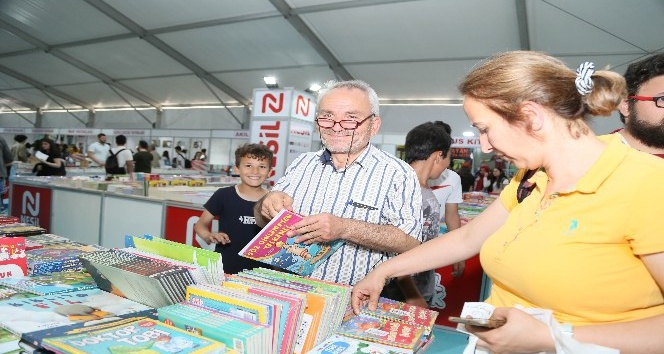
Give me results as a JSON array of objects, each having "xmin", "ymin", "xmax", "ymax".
[{"xmin": 629, "ymin": 95, "xmax": 664, "ymax": 108}]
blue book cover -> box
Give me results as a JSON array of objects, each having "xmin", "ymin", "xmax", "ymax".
[
  {"xmin": 21, "ymin": 309, "xmax": 158, "ymax": 349},
  {"xmin": 42, "ymin": 318, "xmax": 225, "ymax": 354}
]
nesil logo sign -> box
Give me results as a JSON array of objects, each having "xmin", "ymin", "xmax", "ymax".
[
  {"xmin": 261, "ymin": 93, "xmax": 285, "ymax": 114},
  {"xmin": 21, "ymin": 191, "xmax": 40, "ymax": 226}
]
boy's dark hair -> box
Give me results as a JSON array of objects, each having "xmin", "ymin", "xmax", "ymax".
[
  {"xmin": 435, "ymin": 121, "xmax": 452, "ymax": 135},
  {"xmin": 14, "ymin": 134, "xmax": 28, "ymax": 143},
  {"xmin": 138, "ymin": 140, "xmax": 149, "ymax": 149},
  {"xmin": 115, "ymin": 134, "xmax": 127, "ymax": 145},
  {"xmin": 621, "ymin": 53, "xmax": 664, "ymax": 122},
  {"xmin": 235, "ymin": 143, "xmax": 274, "ymax": 168},
  {"xmin": 404, "ymin": 121, "xmax": 452, "ymax": 164}
]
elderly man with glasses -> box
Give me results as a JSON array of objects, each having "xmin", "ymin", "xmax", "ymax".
[
  {"xmin": 255, "ymin": 80, "xmax": 423, "ymax": 302},
  {"xmin": 616, "ymin": 53, "xmax": 664, "ymax": 158}
]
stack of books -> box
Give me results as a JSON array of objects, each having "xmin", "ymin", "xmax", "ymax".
[
  {"xmin": 307, "ymin": 297, "xmax": 438, "ymax": 353},
  {"xmin": 26, "ymin": 240, "xmax": 106, "ymax": 275},
  {"xmin": 0, "ymin": 223, "xmax": 46, "ymax": 237},
  {"xmin": 0, "ymin": 271, "xmax": 97, "ymax": 295}
]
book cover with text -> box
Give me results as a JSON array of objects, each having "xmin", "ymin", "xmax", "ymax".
[
  {"xmin": 239, "ymin": 210, "xmax": 343, "ymax": 276},
  {"xmin": 0, "ymin": 237, "xmax": 27, "ymax": 278}
]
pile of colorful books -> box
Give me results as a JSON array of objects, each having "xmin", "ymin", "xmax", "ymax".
[
  {"xmin": 308, "ymin": 297, "xmax": 439, "ymax": 354},
  {"xmin": 158, "ymin": 268, "xmax": 351, "ymax": 354}
]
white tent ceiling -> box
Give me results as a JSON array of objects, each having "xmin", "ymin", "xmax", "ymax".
[{"xmin": 1, "ymin": 0, "xmax": 663, "ymax": 115}]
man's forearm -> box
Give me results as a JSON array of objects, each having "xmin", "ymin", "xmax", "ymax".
[{"xmin": 341, "ymin": 219, "xmax": 420, "ymax": 253}]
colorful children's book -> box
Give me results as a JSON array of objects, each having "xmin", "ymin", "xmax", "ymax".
[
  {"xmin": 21, "ymin": 309, "xmax": 158, "ymax": 350},
  {"xmin": 238, "ymin": 210, "xmax": 343, "ymax": 276},
  {"xmin": 306, "ymin": 334, "xmax": 414, "ymax": 354},
  {"xmin": 0, "ymin": 271, "xmax": 97, "ymax": 295},
  {"xmin": 336, "ymin": 314, "xmax": 425, "ymax": 350},
  {"xmin": 360, "ymin": 297, "xmax": 438, "ymax": 334},
  {"xmin": 26, "ymin": 247, "xmax": 88, "ymax": 275},
  {"xmin": 42, "ymin": 318, "xmax": 225, "ymax": 354},
  {"xmin": 0, "ymin": 288, "xmax": 152, "ymax": 335},
  {"xmin": 0, "ymin": 237, "xmax": 27, "ymax": 278}
]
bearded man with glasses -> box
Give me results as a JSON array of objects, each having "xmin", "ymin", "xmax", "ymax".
[
  {"xmin": 255, "ymin": 80, "xmax": 423, "ymax": 302},
  {"xmin": 616, "ymin": 53, "xmax": 664, "ymax": 158}
]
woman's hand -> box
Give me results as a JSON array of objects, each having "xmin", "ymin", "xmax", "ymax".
[
  {"xmin": 468, "ymin": 307, "xmax": 554, "ymax": 354},
  {"xmin": 351, "ymin": 267, "xmax": 390, "ymax": 315}
]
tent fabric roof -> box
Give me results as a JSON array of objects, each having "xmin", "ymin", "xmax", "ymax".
[{"xmin": 1, "ymin": 0, "xmax": 662, "ymax": 113}]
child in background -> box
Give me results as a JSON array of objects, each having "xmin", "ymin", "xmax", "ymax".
[
  {"xmin": 404, "ymin": 121, "xmax": 453, "ymax": 307},
  {"xmin": 194, "ymin": 144, "xmax": 273, "ymax": 274}
]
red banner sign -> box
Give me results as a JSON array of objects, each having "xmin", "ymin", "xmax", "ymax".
[
  {"xmin": 163, "ymin": 205, "xmax": 217, "ymax": 250},
  {"xmin": 10, "ymin": 184, "xmax": 51, "ymax": 231}
]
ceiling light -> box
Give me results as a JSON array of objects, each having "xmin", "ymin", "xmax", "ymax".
[
  {"xmin": 263, "ymin": 76, "xmax": 278, "ymax": 89},
  {"xmin": 308, "ymin": 83, "xmax": 321, "ymax": 92},
  {"xmin": 462, "ymin": 131, "xmax": 475, "ymax": 137}
]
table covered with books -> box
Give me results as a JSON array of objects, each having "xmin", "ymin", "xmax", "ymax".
[{"xmin": 0, "ymin": 215, "xmax": 445, "ymax": 354}]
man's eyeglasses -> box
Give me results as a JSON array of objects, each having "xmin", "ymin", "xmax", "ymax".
[
  {"xmin": 315, "ymin": 114, "xmax": 375, "ymax": 130},
  {"xmin": 629, "ymin": 95, "xmax": 664, "ymax": 108}
]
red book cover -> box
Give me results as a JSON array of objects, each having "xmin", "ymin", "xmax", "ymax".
[{"xmin": 0, "ymin": 237, "xmax": 27, "ymax": 279}]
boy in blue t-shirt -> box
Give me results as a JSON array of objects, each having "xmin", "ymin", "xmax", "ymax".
[
  {"xmin": 194, "ymin": 144, "xmax": 273, "ymax": 274},
  {"xmin": 404, "ymin": 121, "xmax": 452, "ymax": 306}
]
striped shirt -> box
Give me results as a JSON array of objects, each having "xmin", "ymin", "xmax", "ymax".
[{"xmin": 272, "ymin": 144, "xmax": 423, "ymax": 285}]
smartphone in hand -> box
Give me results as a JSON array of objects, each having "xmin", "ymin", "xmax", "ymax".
[{"xmin": 448, "ymin": 316, "xmax": 505, "ymax": 328}]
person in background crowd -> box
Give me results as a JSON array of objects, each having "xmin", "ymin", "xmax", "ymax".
[
  {"xmin": 486, "ymin": 167, "xmax": 507, "ymax": 193},
  {"xmin": 405, "ymin": 121, "xmax": 453, "ymax": 307},
  {"xmin": 199, "ymin": 148, "xmax": 207, "ymax": 161},
  {"xmin": 174, "ymin": 146, "xmax": 186, "ymax": 168},
  {"xmin": 0, "ymin": 136, "xmax": 13, "ymax": 211},
  {"xmin": 428, "ymin": 121, "xmax": 465, "ymax": 278},
  {"xmin": 457, "ymin": 161, "xmax": 475, "ymax": 192},
  {"xmin": 109, "ymin": 134, "xmax": 134, "ymax": 179},
  {"xmin": 11, "ymin": 134, "xmax": 29, "ymax": 163},
  {"xmin": 473, "ymin": 165, "xmax": 490, "ymax": 191},
  {"xmin": 133, "ymin": 140, "xmax": 153, "ymax": 173},
  {"xmin": 161, "ymin": 150, "xmax": 171, "ymax": 167},
  {"xmin": 87, "ymin": 133, "xmax": 111, "ymax": 167},
  {"xmin": 149, "ymin": 145, "xmax": 161, "ymax": 169},
  {"xmin": 616, "ymin": 53, "xmax": 664, "ymax": 158},
  {"xmin": 255, "ymin": 80, "xmax": 423, "ymax": 301},
  {"xmin": 352, "ymin": 51, "xmax": 664, "ymax": 354},
  {"xmin": 194, "ymin": 144, "xmax": 273, "ymax": 274},
  {"xmin": 34, "ymin": 138, "xmax": 66, "ymax": 176},
  {"xmin": 192, "ymin": 151, "xmax": 202, "ymax": 161}
]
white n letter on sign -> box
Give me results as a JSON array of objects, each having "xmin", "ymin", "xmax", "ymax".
[{"xmin": 22, "ymin": 191, "xmax": 39, "ymax": 216}]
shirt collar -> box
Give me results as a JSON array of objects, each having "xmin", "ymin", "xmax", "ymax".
[
  {"xmin": 529, "ymin": 134, "xmax": 628, "ymax": 195},
  {"xmin": 573, "ymin": 134, "xmax": 628, "ymax": 193},
  {"xmin": 317, "ymin": 144, "xmax": 373, "ymax": 170}
]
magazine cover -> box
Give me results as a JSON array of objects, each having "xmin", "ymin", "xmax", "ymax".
[
  {"xmin": 0, "ymin": 237, "xmax": 27, "ymax": 278},
  {"xmin": 238, "ymin": 210, "xmax": 343, "ymax": 276},
  {"xmin": 0, "ymin": 288, "xmax": 151, "ymax": 335},
  {"xmin": 42, "ymin": 318, "xmax": 225, "ymax": 354}
]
